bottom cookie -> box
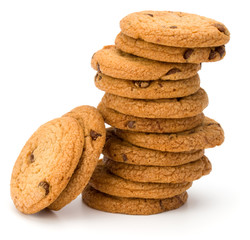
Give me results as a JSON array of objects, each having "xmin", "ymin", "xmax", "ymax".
[{"xmin": 82, "ymin": 185, "xmax": 188, "ymax": 215}]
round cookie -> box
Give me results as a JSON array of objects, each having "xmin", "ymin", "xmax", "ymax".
[
  {"xmin": 115, "ymin": 117, "xmax": 224, "ymax": 152},
  {"xmin": 104, "ymin": 156, "xmax": 211, "ymax": 183},
  {"xmin": 101, "ymin": 88, "xmax": 208, "ymax": 119},
  {"xmin": 91, "ymin": 45, "xmax": 201, "ymax": 80},
  {"xmin": 95, "ymin": 72, "xmax": 200, "ymax": 99},
  {"xmin": 120, "ymin": 11, "xmax": 230, "ymax": 47},
  {"xmin": 116, "ymin": 32, "xmax": 226, "ymax": 63},
  {"xmin": 82, "ymin": 185, "xmax": 188, "ymax": 215},
  {"xmin": 89, "ymin": 163, "xmax": 192, "ymax": 199},
  {"xmin": 49, "ymin": 106, "xmax": 106, "ymax": 211},
  {"xmin": 98, "ymin": 102, "xmax": 204, "ymax": 133},
  {"xmin": 103, "ymin": 131, "xmax": 205, "ymax": 166},
  {"xmin": 10, "ymin": 117, "xmax": 84, "ymax": 214}
]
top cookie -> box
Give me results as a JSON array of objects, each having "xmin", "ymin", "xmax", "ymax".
[
  {"xmin": 10, "ymin": 117, "xmax": 84, "ymax": 214},
  {"xmin": 120, "ymin": 11, "xmax": 230, "ymax": 47}
]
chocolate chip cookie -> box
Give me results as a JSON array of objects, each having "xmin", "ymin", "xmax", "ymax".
[
  {"xmin": 82, "ymin": 185, "xmax": 188, "ymax": 215},
  {"xmin": 115, "ymin": 32, "xmax": 226, "ymax": 63},
  {"xmin": 95, "ymin": 72, "xmax": 200, "ymax": 99},
  {"xmin": 49, "ymin": 106, "xmax": 106, "ymax": 211},
  {"xmin": 103, "ymin": 130, "xmax": 204, "ymax": 166},
  {"xmin": 89, "ymin": 163, "xmax": 192, "ymax": 199},
  {"xmin": 98, "ymin": 102, "xmax": 204, "ymax": 133},
  {"xmin": 91, "ymin": 45, "xmax": 201, "ymax": 80},
  {"xmin": 120, "ymin": 11, "xmax": 230, "ymax": 47},
  {"xmin": 101, "ymin": 88, "xmax": 208, "ymax": 118},
  {"xmin": 10, "ymin": 117, "xmax": 84, "ymax": 214},
  {"xmin": 104, "ymin": 155, "xmax": 211, "ymax": 183},
  {"xmin": 115, "ymin": 117, "xmax": 224, "ymax": 152}
]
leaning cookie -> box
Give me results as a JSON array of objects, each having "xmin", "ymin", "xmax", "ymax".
[
  {"xmin": 115, "ymin": 117, "xmax": 224, "ymax": 152},
  {"xmin": 89, "ymin": 163, "xmax": 192, "ymax": 199},
  {"xmin": 115, "ymin": 32, "xmax": 226, "ymax": 63},
  {"xmin": 104, "ymin": 155, "xmax": 211, "ymax": 183},
  {"xmin": 10, "ymin": 117, "xmax": 84, "ymax": 214},
  {"xmin": 101, "ymin": 88, "xmax": 208, "ymax": 119},
  {"xmin": 103, "ymin": 130, "xmax": 204, "ymax": 166},
  {"xmin": 82, "ymin": 185, "xmax": 188, "ymax": 215},
  {"xmin": 95, "ymin": 72, "xmax": 200, "ymax": 99},
  {"xmin": 48, "ymin": 106, "xmax": 106, "ymax": 211},
  {"xmin": 120, "ymin": 11, "xmax": 230, "ymax": 47},
  {"xmin": 91, "ymin": 45, "xmax": 201, "ymax": 80},
  {"xmin": 98, "ymin": 102, "xmax": 204, "ymax": 133}
]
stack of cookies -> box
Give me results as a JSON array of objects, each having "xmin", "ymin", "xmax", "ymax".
[{"xmin": 83, "ymin": 11, "xmax": 230, "ymax": 215}]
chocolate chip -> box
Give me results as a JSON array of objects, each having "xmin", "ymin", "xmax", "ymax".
[
  {"xmin": 38, "ymin": 181, "xmax": 50, "ymax": 196},
  {"xmin": 30, "ymin": 152, "xmax": 35, "ymax": 163},
  {"xmin": 145, "ymin": 13, "xmax": 154, "ymax": 17},
  {"xmin": 165, "ymin": 68, "xmax": 181, "ymax": 75},
  {"xmin": 215, "ymin": 46, "xmax": 225, "ymax": 58},
  {"xmin": 122, "ymin": 154, "xmax": 128, "ymax": 162},
  {"xmin": 208, "ymin": 50, "xmax": 217, "ymax": 60},
  {"xmin": 213, "ymin": 23, "xmax": 226, "ymax": 33},
  {"xmin": 183, "ymin": 49, "xmax": 194, "ymax": 59},
  {"xmin": 126, "ymin": 121, "xmax": 136, "ymax": 129},
  {"xmin": 176, "ymin": 97, "xmax": 182, "ymax": 102},
  {"xmin": 158, "ymin": 82, "xmax": 163, "ymax": 88},
  {"xmin": 170, "ymin": 26, "xmax": 177, "ymax": 29},
  {"xmin": 97, "ymin": 63, "xmax": 101, "ymax": 73},
  {"xmin": 134, "ymin": 81, "xmax": 151, "ymax": 88},
  {"xmin": 90, "ymin": 130, "xmax": 102, "ymax": 141}
]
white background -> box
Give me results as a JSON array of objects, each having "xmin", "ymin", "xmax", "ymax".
[{"xmin": 0, "ymin": 0, "xmax": 249, "ymax": 239}]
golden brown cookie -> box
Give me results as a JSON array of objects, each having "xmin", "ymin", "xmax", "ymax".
[
  {"xmin": 103, "ymin": 131, "xmax": 204, "ymax": 166},
  {"xmin": 10, "ymin": 117, "xmax": 84, "ymax": 214},
  {"xmin": 95, "ymin": 72, "xmax": 200, "ymax": 99},
  {"xmin": 115, "ymin": 117, "xmax": 224, "ymax": 152},
  {"xmin": 115, "ymin": 32, "xmax": 226, "ymax": 63},
  {"xmin": 98, "ymin": 102, "xmax": 204, "ymax": 133},
  {"xmin": 101, "ymin": 88, "xmax": 208, "ymax": 119},
  {"xmin": 120, "ymin": 11, "xmax": 230, "ymax": 47},
  {"xmin": 82, "ymin": 185, "xmax": 188, "ymax": 215},
  {"xmin": 104, "ymin": 155, "xmax": 211, "ymax": 183},
  {"xmin": 89, "ymin": 163, "xmax": 192, "ymax": 199},
  {"xmin": 49, "ymin": 106, "xmax": 106, "ymax": 211},
  {"xmin": 91, "ymin": 45, "xmax": 201, "ymax": 80}
]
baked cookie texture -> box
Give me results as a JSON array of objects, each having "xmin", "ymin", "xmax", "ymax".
[
  {"xmin": 101, "ymin": 88, "xmax": 208, "ymax": 118},
  {"xmin": 98, "ymin": 103, "xmax": 204, "ymax": 133},
  {"xmin": 48, "ymin": 106, "xmax": 106, "ymax": 210},
  {"xmin": 95, "ymin": 72, "xmax": 200, "ymax": 99},
  {"xmin": 82, "ymin": 185, "xmax": 188, "ymax": 215},
  {"xmin": 104, "ymin": 156, "xmax": 211, "ymax": 183},
  {"xmin": 10, "ymin": 117, "xmax": 84, "ymax": 214},
  {"xmin": 115, "ymin": 32, "xmax": 226, "ymax": 63},
  {"xmin": 89, "ymin": 163, "xmax": 192, "ymax": 199},
  {"xmin": 120, "ymin": 11, "xmax": 230, "ymax": 47},
  {"xmin": 91, "ymin": 45, "xmax": 201, "ymax": 80}
]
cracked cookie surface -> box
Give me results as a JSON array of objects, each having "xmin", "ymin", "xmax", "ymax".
[
  {"xmin": 101, "ymin": 88, "xmax": 208, "ymax": 118},
  {"xmin": 115, "ymin": 117, "xmax": 224, "ymax": 152},
  {"xmin": 120, "ymin": 11, "xmax": 230, "ymax": 47},
  {"xmin": 10, "ymin": 117, "xmax": 84, "ymax": 214},
  {"xmin": 49, "ymin": 106, "xmax": 106, "ymax": 211},
  {"xmin": 82, "ymin": 185, "xmax": 188, "ymax": 215},
  {"xmin": 95, "ymin": 72, "xmax": 200, "ymax": 99},
  {"xmin": 91, "ymin": 45, "xmax": 200, "ymax": 80}
]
